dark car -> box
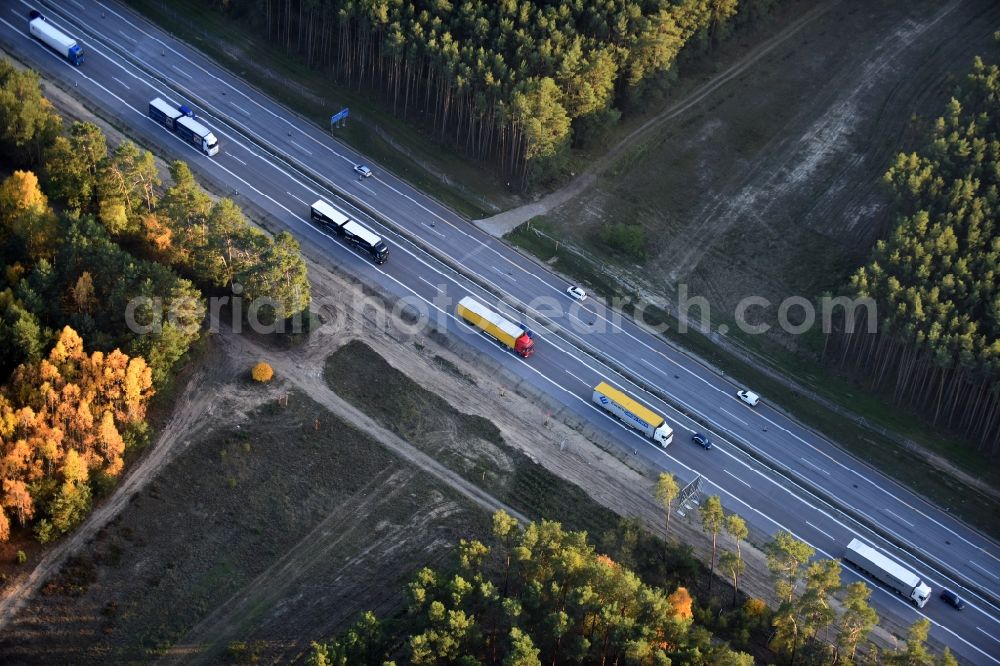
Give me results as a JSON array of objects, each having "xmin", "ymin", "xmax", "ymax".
[
  {"xmin": 691, "ymin": 433, "xmax": 713, "ymax": 450},
  {"xmin": 939, "ymin": 589, "xmax": 965, "ymax": 610}
]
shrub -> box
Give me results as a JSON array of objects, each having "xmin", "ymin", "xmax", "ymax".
[
  {"xmin": 250, "ymin": 361, "xmax": 273, "ymax": 383},
  {"xmin": 743, "ymin": 597, "xmax": 768, "ymax": 617},
  {"xmin": 16, "ymin": 550, "xmax": 27, "ymax": 565},
  {"xmin": 668, "ymin": 586, "xmax": 694, "ymax": 620},
  {"xmin": 228, "ymin": 639, "xmax": 265, "ymax": 664},
  {"xmin": 596, "ymin": 223, "xmax": 648, "ymax": 261},
  {"xmin": 34, "ymin": 519, "xmax": 54, "ymax": 544}
]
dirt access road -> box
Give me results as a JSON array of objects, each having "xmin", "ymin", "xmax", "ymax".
[{"xmin": 474, "ymin": 0, "xmax": 834, "ymax": 236}]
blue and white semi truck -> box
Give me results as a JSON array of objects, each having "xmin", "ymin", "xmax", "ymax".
[{"xmin": 148, "ymin": 98, "xmax": 220, "ymax": 156}]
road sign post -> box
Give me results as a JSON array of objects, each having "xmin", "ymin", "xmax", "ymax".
[
  {"xmin": 330, "ymin": 107, "xmax": 349, "ymax": 130},
  {"xmin": 674, "ymin": 475, "xmax": 703, "ymax": 519}
]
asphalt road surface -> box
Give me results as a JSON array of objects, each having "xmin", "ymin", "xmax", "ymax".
[{"xmin": 1, "ymin": 1, "xmax": 998, "ymax": 662}]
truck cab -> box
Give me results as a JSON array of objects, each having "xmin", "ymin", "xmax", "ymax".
[
  {"xmin": 653, "ymin": 424, "xmax": 673, "ymax": 446},
  {"xmin": 513, "ymin": 330, "xmax": 534, "ymax": 358},
  {"xmin": 373, "ymin": 241, "xmax": 389, "ymax": 264},
  {"xmin": 912, "ymin": 581, "xmax": 932, "ymax": 607}
]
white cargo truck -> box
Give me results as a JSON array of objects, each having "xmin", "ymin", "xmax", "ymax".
[
  {"xmin": 592, "ymin": 381, "xmax": 673, "ymax": 446},
  {"xmin": 28, "ymin": 11, "xmax": 83, "ymax": 66},
  {"xmin": 843, "ymin": 538, "xmax": 931, "ymax": 608}
]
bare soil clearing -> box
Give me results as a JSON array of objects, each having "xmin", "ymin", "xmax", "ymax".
[
  {"xmin": 0, "ymin": 379, "xmax": 493, "ymax": 665},
  {"xmin": 326, "ymin": 339, "xmax": 624, "ymax": 537},
  {"xmin": 541, "ymin": 0, "xmax": 999, "ymax": 334}
]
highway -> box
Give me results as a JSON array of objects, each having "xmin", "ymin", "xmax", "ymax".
[{"xmin": 1, "ymin": 1, "xmax": 999, "ymax": 662}]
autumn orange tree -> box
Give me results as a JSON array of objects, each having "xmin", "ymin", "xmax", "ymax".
[
  {"xmin": 0, "ymin": 326, "xmax": 153, "ymax": 542},
  {"xmin": 0, "ymin": 170, "xmax": 57, "ymax": 261},
  {"xmin": 251, "ymin": 361, "xmax": 274, "ymax": 383}
]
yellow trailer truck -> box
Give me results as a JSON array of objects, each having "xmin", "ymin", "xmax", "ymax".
[
  {"xmin": 456, "ymin": 296, "xmax": 535, "ymax": 358},
  {"xmin": 592, "ymin": 381, "xmax": 673, "ymax": 446}
]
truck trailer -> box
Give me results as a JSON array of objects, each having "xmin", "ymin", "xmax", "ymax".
[
  {"xmin": 148, "ymin": 97, "xmax": 183, "ymax": 131},
  {"xmin": 28, "ymin": 11, "xmax": 83, "ymax": 66},
  {"xmin": 175, "ymin": 115, "xmax": 220, "ymax": 156},
  {"xmin": 592, "ymin": 381, "xmax": 673, "ymax": 446},
  {"xmin": 843, "ymin": 538, "xmax": 931, "ymax": 608},
  {"xmin": 310, "ymin": 199, "xmax": 389, "ymax": 264},
  {"xmin": 456, "ymin": 296, "xmax": 534, "ymax": 358}
]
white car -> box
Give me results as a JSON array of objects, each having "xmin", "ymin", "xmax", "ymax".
[
  {"xmin": 354, "ymin": 164, "xmax": 373, "ymax": 178},
  {"xmin": 737, "ymin": 389, "xmax": 760, "ymax": 407},
  {"xmin": 566, "ymin": 286, "xmax": 587, "ymax": 301}
]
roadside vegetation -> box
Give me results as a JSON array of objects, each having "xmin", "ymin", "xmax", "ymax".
[
  {"xmin": 0, "ymin": 58, "xmax": 310, "ymax": 545},
  {"xmin": 309, "ymin": 507, "xmax": 954, "ymax": 666},
  {"xmin": 309, "ymin": 511, "xmax": 755, "ymax": 666}
]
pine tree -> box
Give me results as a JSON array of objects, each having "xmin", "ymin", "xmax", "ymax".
[
  {"xmin": 699, "ymin": 494, "xmax": 725, "ymax": 593},
  {"xmin": 654, "ymin": 471, "xmax": 679, "ymax": 534},
  {"xmin": 838, "ymin": 582, "xmax": 878, "ymax": 664},
  {"xmin": 724, "ymin": 513, "xmax": 748, "ymax": 605},
  {"xmin": 764, "ymin": 530, "xmax": 815, "ymax": 604}
]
